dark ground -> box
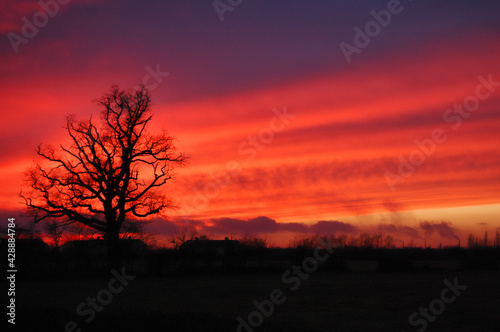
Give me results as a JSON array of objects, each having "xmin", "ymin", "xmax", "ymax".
[{"xmin": 10, "ymin": 271, "xmax": 500, "ymax": 332}]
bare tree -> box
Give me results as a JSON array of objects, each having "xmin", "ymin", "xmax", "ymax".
[
  {"xmin": 372, "ymin": 234, "xmax": 383, "ymax": 248},
  {"xmin": 239, "ymin": 236, "xmax": 268, "ymax": 248},
  {"xmin": 44, "ymin": 219, "xmax": 67, "ymax": 249},
  {"xmin": 21, "ymin": 85, "xmax": 187, "ymax": 267},
  {"xmin": 169, "ymin": 225, "xmax": 198, "ymax": 249},
  {"xmin": 359, "ymin": 233, "xmax": 373, "ymax": 248},
  {"xmin": 69, "ymin": 222, "xmax": 99, "ymax": 240},
  {"xmin": 335, "ymin": 234, "xmax": 348, "ymax": 248},
  {"xmin": 383, "ymin": 235, "xmax": 394, "ymax": 248},
  {"xmin": 289, "ymin": 235, "xmax": 316, "ymax": 249},
  {"xmin": 121, "ymin": 219, "xmax": 146, "ymax": 239},
  {"xmin": 121, "ymin": 218, "xmax": 157, "ymax": 246}
]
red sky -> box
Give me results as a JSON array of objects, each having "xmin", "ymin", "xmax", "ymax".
[{"xmin": 1, "ymin": 0, "xmax": 499, "ymax": 247}]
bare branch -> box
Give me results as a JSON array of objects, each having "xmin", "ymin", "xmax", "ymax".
[{"xmin": 21, "ymin": 85, "xmax": 187, "ymax": 244}]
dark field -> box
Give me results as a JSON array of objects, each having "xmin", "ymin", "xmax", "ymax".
[{"xmin": 13, "ymin": 271, "xmax": 500, "ymax": 332}]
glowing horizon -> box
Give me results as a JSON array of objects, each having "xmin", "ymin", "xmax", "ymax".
[{"xmin": 1, "ymin": 1, "xmax": 499, "ymax": 248}]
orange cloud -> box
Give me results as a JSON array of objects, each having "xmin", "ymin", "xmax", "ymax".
[{"xmin": 1, "ymin": 32, "xmax": 499, "ymax": 245}]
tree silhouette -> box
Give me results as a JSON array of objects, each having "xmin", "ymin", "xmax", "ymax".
[
  {"xmin": 169, "ymin": 225, "xmax": 198, "ymax": 249},
  {"xmin": 21, "ymin": 85, "xmax": 186, "ymax": 267},
  {"xmin": 44, "ymin": 218, "xmax": 66, "ymax": 250}
]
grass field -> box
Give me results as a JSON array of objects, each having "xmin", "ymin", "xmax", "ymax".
[{"xmin": 13, "ymin": 271, "xmax": 500, "ymax": 331}]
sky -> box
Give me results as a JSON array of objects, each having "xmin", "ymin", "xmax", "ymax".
[{"xmin": 1, "ymin": 0, "xmax": 499, "ymax": 247}]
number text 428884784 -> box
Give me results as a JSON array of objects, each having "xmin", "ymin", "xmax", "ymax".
[{"xmin": 7, "ymin": 217, "xmax": 17, "ymax": 325}]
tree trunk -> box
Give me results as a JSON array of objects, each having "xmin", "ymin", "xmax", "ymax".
[{"xmin": 106, "ymin": 229, "xmax": 121, "ymax": 270}]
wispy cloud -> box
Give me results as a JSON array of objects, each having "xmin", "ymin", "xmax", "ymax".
[{"xmin": 419, "ymin": 220, "xmax": 460, "ymax": 240}]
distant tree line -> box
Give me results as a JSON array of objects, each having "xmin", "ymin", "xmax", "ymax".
[
  {"xmin": 289, "ymin": 233, "xmax": 400, "ymax": 249},
  {"xmin": 468, "ymin": 230, "xmax": 500, "ymax": 248}
]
